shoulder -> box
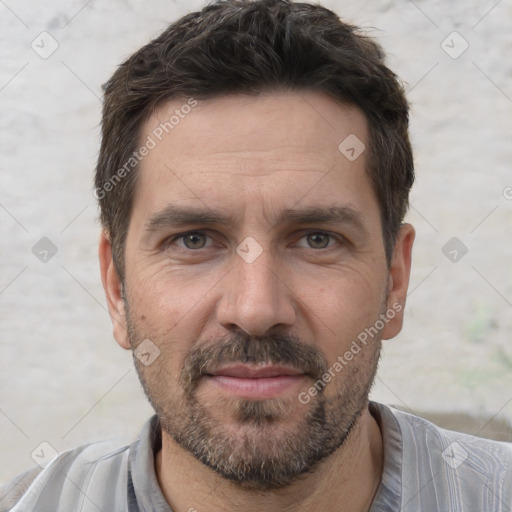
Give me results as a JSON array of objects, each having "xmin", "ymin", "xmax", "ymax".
[
  {"xmin": 391, "ymin": 405, "xmax": 512, "ymax": 466},
  {"xmin": 0, "ymin": 439, "xmax": 131, "ymax": 512},
  {"xmin": 382, "ymin": 403, "xmax": 512, "ymax": 510},
  {"xmin": 0, "ymin": 466, "xmax": 43, "ymax": 512}
]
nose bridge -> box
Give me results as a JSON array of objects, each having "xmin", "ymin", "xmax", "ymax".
[{"xmin": 216, "ymin": 239, "xmax": 296, "ymax": 336}]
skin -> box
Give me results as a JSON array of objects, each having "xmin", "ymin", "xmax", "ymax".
[{"xmin": 99, "ymin": 90, "xmax": 414, "ymax": 512}]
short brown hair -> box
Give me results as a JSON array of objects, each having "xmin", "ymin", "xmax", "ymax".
[{"xmin": 95, "ymin": 0, "xmax": 414, "ymax": 281}]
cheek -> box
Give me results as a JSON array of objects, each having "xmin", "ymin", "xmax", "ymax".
[
  {"xmin": 305, "ymin": 270, "xmax": 386, "ymax": 360},
  {"xmin": 126, "ymin": 268, "xmax": 216, "ymax": 366},
  {"xmin": 130, "ymin": 265, "xmax": 214, "ymax": 323}
]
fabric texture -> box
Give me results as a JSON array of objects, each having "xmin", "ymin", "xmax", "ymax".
[{"xmin": 2, "ymin": 402, "xmax": 511, "ymax": 511}]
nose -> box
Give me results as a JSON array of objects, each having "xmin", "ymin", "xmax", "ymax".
[{"xmin": 216, "ymin": 245, "xmax": 296, "ymax": 336}]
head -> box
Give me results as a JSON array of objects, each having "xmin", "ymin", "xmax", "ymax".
[{"xmin": 97, "ymin": 0, "xmax": 415, "ymax": 491}]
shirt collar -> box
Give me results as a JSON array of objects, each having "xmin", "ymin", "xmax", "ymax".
[
  {"xmin": 129, "ymin": 415, "xmax": 172, "ymax": 512},
  {"xmin": 368, "ymin": 401, "xmax": 403, "ymax": 510}
]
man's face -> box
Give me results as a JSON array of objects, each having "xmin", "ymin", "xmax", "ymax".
[{"xmin": 108, "ymin": 91, "xmax": 406, "ymax": 489}]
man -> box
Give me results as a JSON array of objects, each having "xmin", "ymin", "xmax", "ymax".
[{"xmin": 2, "ymin": 0, "xmax": 511, "ymax": 510}]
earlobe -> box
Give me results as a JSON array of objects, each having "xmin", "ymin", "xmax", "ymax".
[
  {"xmin": 98, "ymin": 231, "xmax": 131, "ymax": 350},
  {"xmin": 382, "ymin": 223, "xmax": 415, "ymax": 340}
]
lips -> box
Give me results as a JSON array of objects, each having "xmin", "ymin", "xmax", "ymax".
[
  {"xmin": 205, "ymin": 364, "xmax": 305, "ymax": 399},
  {"xmin": 208, "ymin": 364, "xmax": 304, "ymax": 379}
]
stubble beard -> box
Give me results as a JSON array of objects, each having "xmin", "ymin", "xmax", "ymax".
[{"xmin": 126, "ymin": 305, "xmax": 382, "ymax": 490}]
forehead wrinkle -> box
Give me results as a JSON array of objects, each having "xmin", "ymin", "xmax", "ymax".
[
  {"xmin": 167, "ymin": 157, "xmax": 336, "ymax": 178},
  {"xmin": 149, "ymin": 142, "xmax": 339, "ymax": 173},
  {"xmin": 179, "ymin": 168, "xmax": 327, "ymax": 178}
]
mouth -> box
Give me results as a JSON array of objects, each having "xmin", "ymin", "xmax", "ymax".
[{"xmin": 204, "ymin": 364, "xmax": 306, "ymax": 399}]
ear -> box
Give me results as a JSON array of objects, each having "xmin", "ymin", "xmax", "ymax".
[
  {"xmin": 98, "ymin": 231, "xmax": 130, "ymax": 350},
  {"xmin": 381, "ymin": 223, "xmax": 415, "ymax": 340}
]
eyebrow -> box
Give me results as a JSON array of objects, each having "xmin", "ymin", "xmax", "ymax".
[{"xmin": 144, "ymin": 204, "xmax": 368, "ymax": 234}]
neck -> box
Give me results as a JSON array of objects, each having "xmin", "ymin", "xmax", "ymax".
[{"xmin": 155, "ymin": 405, "xmax": 383, "ymax": 512}]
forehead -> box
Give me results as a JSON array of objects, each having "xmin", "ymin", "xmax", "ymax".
[{"xmin": 131, "ymin": 91, "xmax": 377, "ymax": 229}]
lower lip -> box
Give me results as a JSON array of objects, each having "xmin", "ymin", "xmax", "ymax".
[{"xmin": 206, "ymin": 375, "xmax": 305, "ymax": 399}]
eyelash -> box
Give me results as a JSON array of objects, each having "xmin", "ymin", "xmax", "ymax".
[{"xmin": 164, "ymin": 230, "xmax": 346, "ymax": 251}]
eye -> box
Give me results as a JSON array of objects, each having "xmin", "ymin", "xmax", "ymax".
[
  {"xmin": 163, "ymin": 230, "xmax": 344, "ymax": 253},
  {"xmin": 168, "ymin": 231, "xmax": 213, "ymax": 250},
  {"xmin": 296, "ymin": 231, "xmax": 340, "ymax": 249}
]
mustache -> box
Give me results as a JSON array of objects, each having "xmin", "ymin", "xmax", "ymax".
[{"xmin": 181, "ymin": 332, "xmax": 328, "ymax": 393}]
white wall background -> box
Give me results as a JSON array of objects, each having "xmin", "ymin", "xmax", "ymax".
[{"xmin": 1, "ymin": 0, "xmax": 511, "ymax": 484}]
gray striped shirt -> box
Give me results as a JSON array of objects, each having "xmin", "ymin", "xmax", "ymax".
[{"xmin": 2, "ymin": 402, "xmax": 512, "ymax": 511}]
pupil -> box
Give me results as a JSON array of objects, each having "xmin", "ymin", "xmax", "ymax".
[
  {"xmin": 309, "ymin": 233, "xmax": 328, "ymax": 248},
  {"xmin": 186, "ymin": 233, "xmax": 204, "ymax": 249}
]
